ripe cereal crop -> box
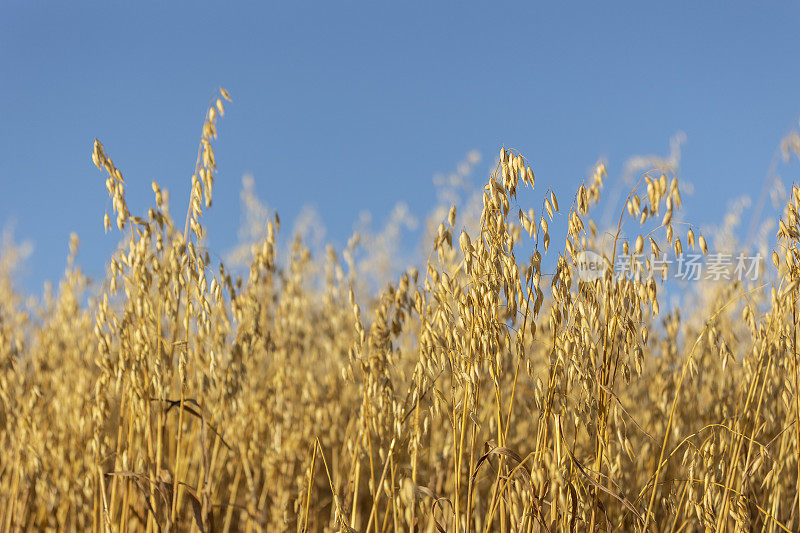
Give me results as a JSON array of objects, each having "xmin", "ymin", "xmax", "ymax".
[{"xmin": 4, "ymin": 89, "xmax": 800, "ymax": 532}]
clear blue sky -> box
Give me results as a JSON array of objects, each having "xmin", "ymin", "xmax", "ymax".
[{"xmin": 2, "ymin": 2, "xmax": 800, "ymax": 293}]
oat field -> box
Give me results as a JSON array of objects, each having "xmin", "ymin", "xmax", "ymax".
[{"xmin": 3, "ymin": 89, "xmax": 800, "ymax": 532}]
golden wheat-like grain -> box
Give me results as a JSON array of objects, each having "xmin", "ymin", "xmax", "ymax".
[{"xmin": 3, "ymin": 96, "xmax": 800, "ymax": 533}]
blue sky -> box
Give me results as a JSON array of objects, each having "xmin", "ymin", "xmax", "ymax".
[{"xmin": 2, "ymin": 2, "xmax": 800, "ymax": 293}]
